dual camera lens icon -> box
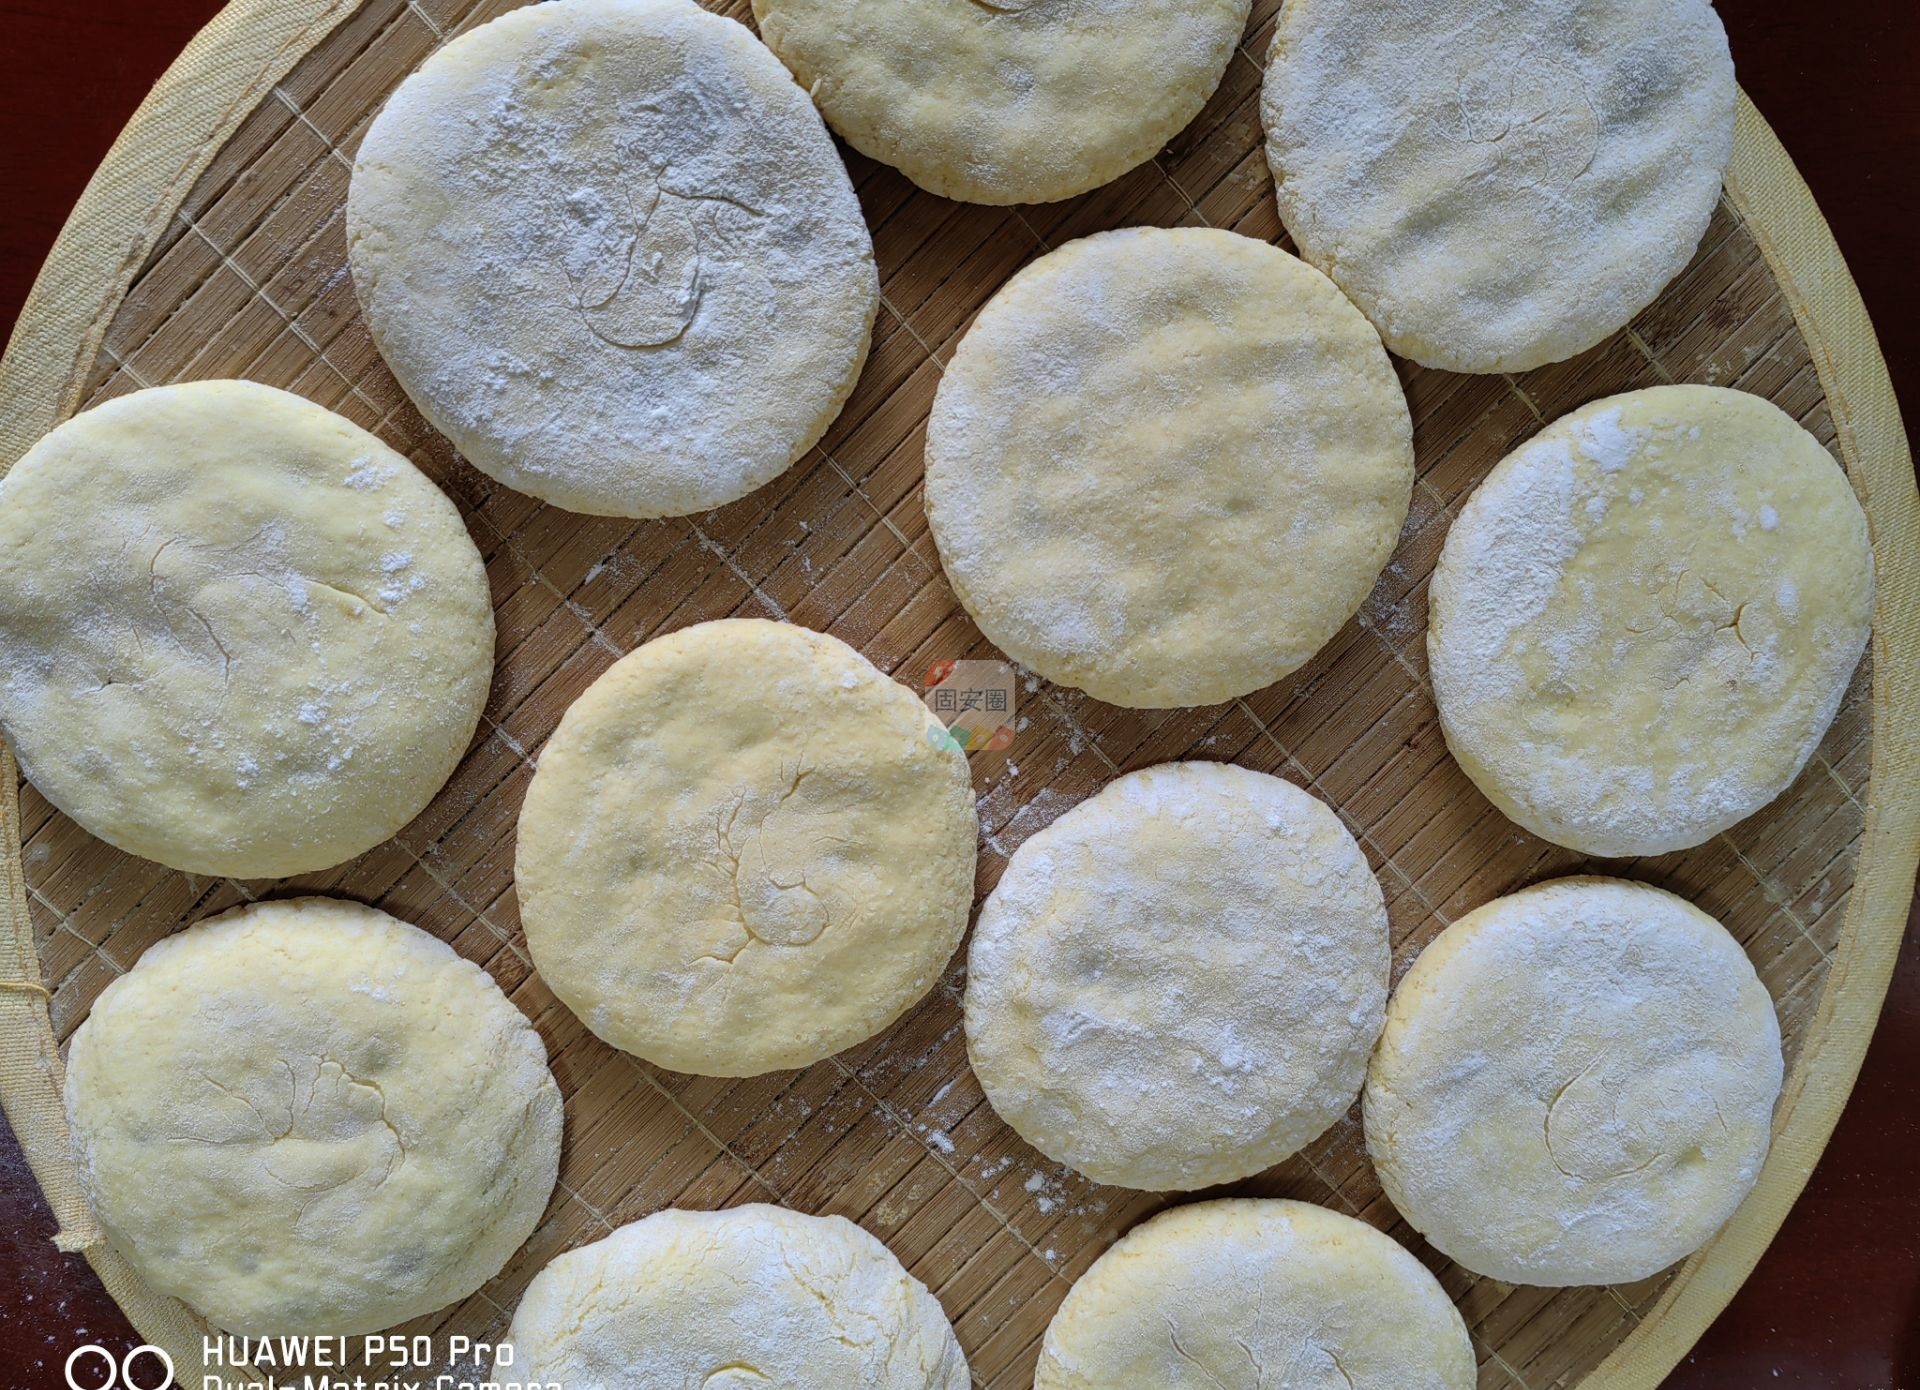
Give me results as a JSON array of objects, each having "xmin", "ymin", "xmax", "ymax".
[{"xmin": 64, "ymin": 1345, "xmax": 173, "ymax": 1390}]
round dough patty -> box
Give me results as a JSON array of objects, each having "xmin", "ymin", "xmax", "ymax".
[
  {"xmin": 516, "ymin": 619, "xmax": 978, "ymax": 1076},
  {"xmin": 505, "ymin": 1204, "xmax": 967, "ymax": 1387},
  {"xmin": 1365, "ymin": 877, "xmax": 1783, "ymax": 1287},
  {"xmin": 1036, "ymin": 1199, "xmax": 1475, "ymax": 1389},
  {"xmin": 0, "ymin": 380, "xmax": 493, "ymax": 878},
  {"xmin": 64, "ymin": 898, "xmax": 562, "ymax": 1336},
  {"xmin": 925, "ymin": 228, "xmax": 1412, "ymax": 708},
  {"xmin": 348, "ymin": 0, "xmax": 878, "ymax": 518},
  {"xmin": 751, "ymin": 0, "xmax": 1250, "ymax": 205},
  {"xmin": 965, "ymin": 762, "xmax": 1389, "ymax": 1190},
  {"xmin": 1262, "ymin": 0, "xmax": 1735, "ymax": 371},
  {"xmin": 1429, "ymin": 385, "xmax": 1873, "ymax": 858}
]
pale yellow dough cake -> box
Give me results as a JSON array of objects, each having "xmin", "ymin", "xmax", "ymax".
[
  {"xmin": 515, "ymin": 619, "xmax": 978, "ymax": 1076},
  {"xmin": 1263, "ymin": 0, "xmax": 1736, "ymax": 371},
  {"xmin": 1365, "ymin": 877, "xmax": 1784, "ymax": 1287},
  {"xmin": 751, "ymin": 0, "xmax": 1251, "ymax": 205},
  {"xmin": 925, "ymin": 227, "xmax": 1412, "ymax": 708},
  {"xmin": 1429, "ymin": 385, "xmax": 1873, "ymax": 857},
  {"xmin": 0, "ymin": 379, "xmax": 493, "ymax": 877},
  {"xmin": 349, "ymin": 0, "xmax": 877, "ymax": 517},
  {"xmin": 965, "ymin": 762, "xmax": 1389, "ymax": 1191},
  {"xmin": 503, "ymin": 1205, "xmax": 968, "ymax": 1387},
  {"xmin": 63, "ymin": 898, "xmax": 563, "ymax": 1336},
  {"xmin": 1035, "ymin": 1199, "xmax": 1476, "ymax": 1389}
]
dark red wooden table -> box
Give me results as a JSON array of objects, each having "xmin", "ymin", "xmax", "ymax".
[{"xmin": 1, "ymin": 3, "xmax": 1915, "ymax": 1387}]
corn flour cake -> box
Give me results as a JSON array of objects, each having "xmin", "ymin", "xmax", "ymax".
[
  {"xmin": 1262, "ymin": 0, "xmax": 1736, "ymax": 371},
  {"xmin": 1429, "ymin": 385, "xmax": 1872, "ymax": 857},
  {"xmin": 1035, "ymin": 1200, "xmax": 1476, "ymax": 1389},
  {"xmin": 1365, "ymin": 877, "xmax": 1784, "ymax": 1286},
  {"xmin": 751, "ymin": 0, "xmax": 1250, "ymax": 204},
  {"xmin": 63, "ymin": 899, "xmax": 562, "ymax": 1336},
  {"xmin": 964, "ymin": 762, "xmax": 1389, "ymax": 1191},
  {"xmin": 503, "ymin": 1205, "xmax": 968, "ymax": 1387},
  {"xmin": 0, "ymin": 380, "xmax": 493, "ymax": 877},
  {"xmin": 348, "ymin": 0, "xmax": 877, "ymax": 517},
  {"xmin": 925, "ymin": 228, "xmax": 1412, "ymax": 708},
  {"xmin": 516, "ymin": 619, "xmax": 977, "ymax": 1076}
]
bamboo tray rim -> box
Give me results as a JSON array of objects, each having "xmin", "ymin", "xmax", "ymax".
[{"xmin": 1, "ymin": 4, "xmax": 1916, "ymax": 1386}]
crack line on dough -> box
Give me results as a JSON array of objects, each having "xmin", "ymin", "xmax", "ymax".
[
  {"xmin": 700, "ymin": 760, "xmax": 832, "ymax": 966},
  {"xmin": 1165, "ymin": 1319, "xmax": 1231, "ymax": 1390},
  {"xmin": 1543, "ymin": 1051, "xmax": 1608, "ymax": 1180}
]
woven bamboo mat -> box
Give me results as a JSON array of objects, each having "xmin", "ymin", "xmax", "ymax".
[{"xmin": 3, "ymin": 1, "xmax": 1916, "ymax": 1387}]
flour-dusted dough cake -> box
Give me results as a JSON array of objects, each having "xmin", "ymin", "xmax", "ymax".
[
  {"xmin": 1430, "ymin": 385, "xmax": 1873, "ymax": 858},
  {"xmin": 348, "ymin": 0, "xmax": 877, "ymax": 518},
  {"xmin": 750, "ymin": 0, "xmax": 1249, "ymax": 205},
  {"xmin": 504, "ymin": 1205, "xmax": 967, "ymax": 1387},
  {"xmin": 0, "ymin": 380, "xmax": 493, "ymax": 878},
  {"xmin": 925, "ymin": 228, "xmax": 1412, "ymax": 708},
  {"xmin": 63, "ymin": 898, "xmax": 562, "ymax": 1336},
  {"xmin": 965, "ymin": 763, "xmax": 1389, "ymax": 1191},
  {"xmin": 1366, "ymin": 877, "xmax": 1784, "ymax": 1286},
  {"xmin": 1262, "ymin": 0, "xmax": 1736, "ymax": 372},
  {"xmin": 516, "ymin": 619, "xmax": 977, "ymax": 1076},
  {"xmin": 1035, "ymin": 1199, "xmax": 1475, "ymax": 1389}
]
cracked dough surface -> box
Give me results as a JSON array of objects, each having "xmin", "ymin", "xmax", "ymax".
[
  {"xmin": 63, "ymin": 898, "xmax": 562, "ymax": 1336},
  {"xmin": 965, "ymin": 762, "xmax": 1388, "ymax": 1190},
  {"xmin": 516, "ymin": 618, "xmax": 977, "ymax": 1076},
  {"xmin": 1429, "ymin": 385, "xmax": 1873, "ymax": 858},
  {"xmin": 0, "ymin": 380, "xmax": 493, "ymax": 877},
  {"xmin": 504, "ymin": 1204, "xmax": 967, "ymax": 1387},
  {"xmin": 1262, "ymin": 0, "xmax": 1735, "ymax": 371},
  {"xmin": 1365, "ymin": 877, "xmax": 1784, "ymax": 1287},
  {"xmin": 925, "ymin": 228, "xmax": 1412, "ymax": 708},
  {"xmin": 1035, "ymin": 1199, "xmax": 1475, "ymax": 1389},
  {"xmin": 348, "ymin": 0, "xmax": 877, "ymax": 518},
  {"xmin": 750, "ymin": 0, "xmax": 1249, "ymax": 205}
]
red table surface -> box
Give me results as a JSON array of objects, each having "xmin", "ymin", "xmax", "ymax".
[{"xmin": 1, "ymin": 3, "xmax": 1915, "ymax": 1388}]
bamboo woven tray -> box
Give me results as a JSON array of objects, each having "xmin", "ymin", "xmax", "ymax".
[{"xmin": 2, "ymin": 2, "xmax": 1916, "ymax": 1387}]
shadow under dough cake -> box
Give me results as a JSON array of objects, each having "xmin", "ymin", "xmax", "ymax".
[
  {"xmin": 1365, "ymin": 877, "xmax": 1784, "ymax": 1287},
  {"xmin": 1035, "ymin": 1199, "xmax": 1476, "ymax": 1390},
  {"xmin": 0, "ymin": 379, "xmax": 493, "ymax": 877},
  {"xmin": 503, "ymin": 1204, "xmax": 968, "ymax": 1387},
  {"xmin": 63, "ymin": 898, "xmax": 563, "ymax": 1337},
  {"xmin": 964, "ymin": 762, "xmax": 1389, "ymax": 1191},
  {"xmin": 750, "ymin": 0, "xmax": 1249, "ymax": 205},
  {"xmin": 1262, "ymin": 0, "xmax": 1736, "ymax": 372},
  {"xmin": 1429, "ymin": 385, "xmax": 1873, "ymax": 858},
  {"xmin": 925, "ymin": 227, "xmax": 1412, "ymax": 708},
  {"xmin": 515, "ymin": 619, "xmax": 977, "ymax": 1076},
  {"xmin": 347, "ymin": 0, "xmax": 878, "ymax": 518}
]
